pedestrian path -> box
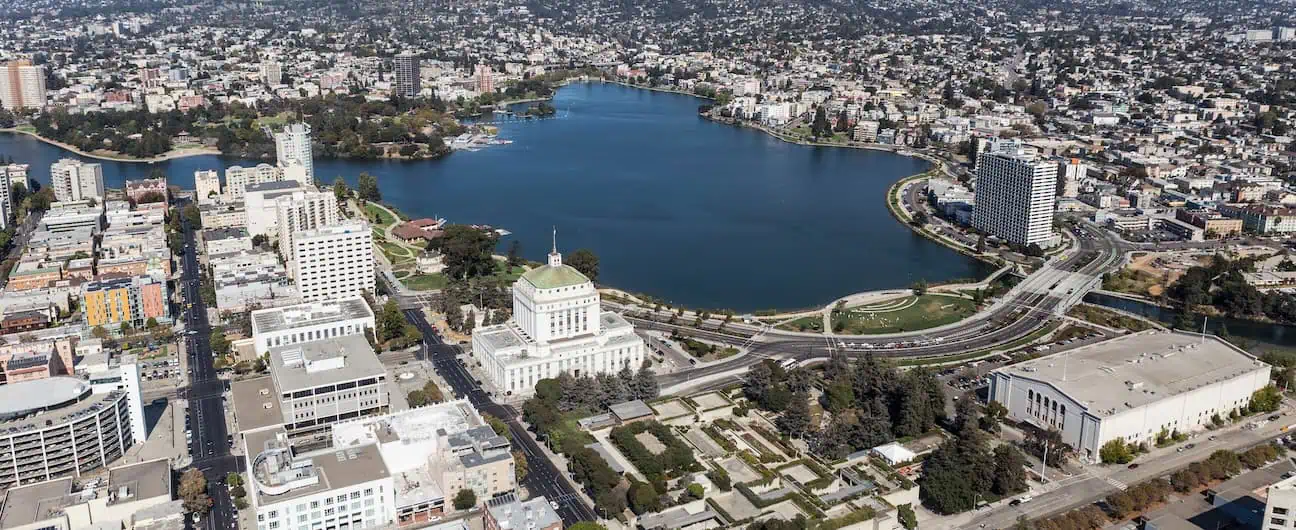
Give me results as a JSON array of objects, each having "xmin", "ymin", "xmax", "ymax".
[{"xmin": 1104, "ymin": 476, "xmax": 1128, "ymax": 491}]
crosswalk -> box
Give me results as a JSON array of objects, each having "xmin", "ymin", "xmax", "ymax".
[{"xmin": 1104, "ymin": 476, "xmax": 1128, "ymax": 491}]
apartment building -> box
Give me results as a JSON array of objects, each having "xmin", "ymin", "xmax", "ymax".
[
  {"xmin": 83, "ymin": 276, "xmax": 170, "ymax": 329},
  {"xmin": 225, "ymin": 164, "xmax": 282, "ymax": 199},
  {"xmin": 195, "ymin": 169, "xmax": 222, "ymax": 204},
  {"xmin": 276, "ymin": 190, "xmax": 340, "ymax": 256},
  {"xmin": 394, "ymin": 53, "xmax": 420, "ymax": 97},
  {"xmin": 0, "ymin": 164, "xmax": 29, "ymax": 229},
  {"xmin": 0, "ymin": 378, "xmax": 137, "ymax": 489},
  {"xmin": 245, "ymin": 180, "xmax": 306, "ymax": 238},
  {"xmin": 0, "ymin": 59, "xmax": 46, "ymax": 110},
  {"xmin": 972, "ymin": 140, "xmax": 1058, "ymax": 247},
  {"xmin": 290, "ymin": 221, "xmax": 374, "ymax": 302},
  {"xmin": 123, "ymin": 177, "xmax": 168, "ymax": 204},
  {"xmin": 274, "ymin": 123, "xmax": 314, "ymax": 182},
  {"xmin": 50, "ymin": 159, "xmax": 105, "ymax": 203}
]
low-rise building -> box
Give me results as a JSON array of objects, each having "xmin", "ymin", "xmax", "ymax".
[
  {"xmin": 989, "ymin": 331, "xmax": 1270, "ymax": 462},
  {"xmin": 250, "ymin": 297, "xmax": 375, "ymax": 355},
  {"xmin": 203, "ymin": 228, "xmax": 253, "ymax": 255}
]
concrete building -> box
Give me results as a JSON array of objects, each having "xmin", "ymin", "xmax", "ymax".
[
  {"xmin": 225, "ymin": 164, "xmax": 281, "ymax": 200},
  {"xmin": 289, "ymin": 221, "xmax": 374, "ymax": 302},
  {"xmin": 274, "ymin": 123, "xmax": 314, "ymax": 182},
  {"xmin": 0, "ymin": 164, "xmax": 28, "ymax": 229},
  {"xmin": 276, "ymin": 190, "xmax": 340, "ymax": 258},
  {"xmin": 203, "ymin": 227, "xmax": 253, "ymax": 255},
  {"xmin": 972, "ymin": 140, "xmax": 1058, "ymax": 247},
  {"xmin": 474, "ymin": 64, "xmax": 494, "ymax": 94},
  {"xmin": 50, "ymin": 159, "xmax": 105, "ymax": 203},
  {"xmin": 1058, "ymin": 158, "xmax": 1087, "ymax": 198},
  {"xmin": 394, "ymin": 52, "xmax": 420, "ymax": 98},
  {"xmin": 250, "ymin": 297, "xmax": 375, "ymax": 355},
  {"xmin": 244, "ymin": 428, "xmax": 393, "ymax": 530},
  {"xmin": 0, "ymin": 458, "xmax": 177, "ymax": 530},
  {"xmin": 260, "ymin": 60, "xmax": 283, "ymax": 86},
  {"xmin": 199, "ymin": 201, "xmax": 248, "ymax": 230},
  {"xmin": 989, "ymin": 331, "xmax": 1271, "ymax": 462},
  {"xmin": 245, "ymin": 180, "xmax": 307, "ymax": 239},
  {"xmin": 0, "ymin": 377, "xmax": 138, "ymax": 489},
  {"xmin": 471, "ymin": 240, "xmax": 645, "ymax": 396},
  {"xmin": 40, "ymin": 201, "xmax": 104, "ymax": 234},
  {"xmin": 0, "ymin": 59, "xmax": 46, "ymax": 110},
  {"xmin": 267, "ymin": 334, "xmax": 389, "ymax": 437},
  {"xmin": 83, "ymin": 275, "xmax": 170, "ymax": 329},
  {"xmin": 1265, "ymin": 475, "xmax": 1296, "ymax": 530},
  {"xmin": 484, "ymin": 493, "xmax": 562, "ymax": 530},
  {"xmin": 853, "ymin": 120, "xmax": 879, "ymax": 142},
  {"xmin": 195, "ymin": 170, "xmax": 221, "ymax": 204}
]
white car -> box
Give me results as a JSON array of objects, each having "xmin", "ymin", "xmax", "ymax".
[{"xmin": 550, "ymin": 501, "xmax": 560, "ymax": 510}]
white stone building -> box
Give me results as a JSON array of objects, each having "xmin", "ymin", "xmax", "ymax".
[
  {"xmin": 289, "ymin": 221, "xmax": 374, "ymax": 302},
  {"xmin": 471, "ymin": 241, "xmax": 645, "ymax": 396},
  {"xmin": 275, "ymin": 123, "xmax": 314, "ymax": 182},
  {"xmin": 250, "ymin": 296, "xmax": 376, "ymax": 355},
  {"xmin": 989, "ymin": 331, "xmax": 1271, "ymax": 462},
  {"xmin": 276, "ymin": 190, "xmax": 340, "ymax": 257}
]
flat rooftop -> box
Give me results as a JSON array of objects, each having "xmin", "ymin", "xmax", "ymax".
[
  {"xmin": 0, "ymin": 477, "xmax": 74, "ymax": 529},
  {"xmin": 248, "ymin": 429, "xmax": 390, "ymax": 505},
  {"xmin": 268, "ymin": 335, "xmax": 385, "ymax": 393},
  {"xmin": 108, "ymin": 458, "xmax": 172, "ymax": 504},
  {"xmin": 996, "ymin": 331, "xmax": 1269, "ymax": 417},
  {"xmin": 231, "ymin": 376, "xmax": 285, "ymax": 433},
  {"xmin": 251, "ymin": 297, "xmax": 373, "ymax": 335}
]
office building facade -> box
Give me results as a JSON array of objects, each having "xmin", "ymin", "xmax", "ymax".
[
  {"xmin": 290, "ymin": 221, "xmax": 374, "ymax": 302},
  {"xmin": 250, "ymin": 297, "xmax": 375, "ymax": 355}
]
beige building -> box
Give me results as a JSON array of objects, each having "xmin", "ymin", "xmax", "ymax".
[{"xmin": 0, "ymin": 59, "xmax": 46, "ymax": 110}]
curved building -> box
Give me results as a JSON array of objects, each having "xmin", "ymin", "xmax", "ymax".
[{"xmin": 0, "ymin": 377, "xmax": 137, "ymax": 489}]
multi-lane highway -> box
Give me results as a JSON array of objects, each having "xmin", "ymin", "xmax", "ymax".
[
  {"xmin": 403, "ymin": 309, "xmax": 600, "ymax": 526},
  {"xmin": 649, "ymin": 222, "xmax": 1127, "ymax": 390},
  {"xmin": 178, "ymin": 217, "xmax": 240, "ymax": 530}
]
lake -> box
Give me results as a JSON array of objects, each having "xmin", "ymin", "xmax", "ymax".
[{"xmin": 0, "ymin": 82, "xmax": 992, "ymax": 312}]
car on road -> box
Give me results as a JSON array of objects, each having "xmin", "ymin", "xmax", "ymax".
[
  {"xmin": 1009, "ymin": 499, "xmax": 1023, "ymax": 506},
  {"xmin": 1270, "ymin": 414, "xmax": 1282, "ymax": 421},
  {"xmin": 550, "ymin": 501, "xmax": 559, "ymax": 510},
  {"xmin": 1127, "ymin": 463, "xmax": 1139, "ymax": 469}
]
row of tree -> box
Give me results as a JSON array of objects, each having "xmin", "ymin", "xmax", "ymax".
[
  {"xmin": 919, "ymin": 401, "xmax": 1029, "ymax": 514},
  {"xmin": 1166, "ymin": 254, "xmax": 1296, "ymax": 322}
]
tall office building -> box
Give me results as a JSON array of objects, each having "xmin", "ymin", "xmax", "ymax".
[
  {"xmin": 393, "ymin": 52, "xmax": 420, "ymax": 97},
  {"xmin": 972, "ymin": 140, "xmax": 1058, "ymax": 247},
  {"xmin": 0, "ymin": 164, "xmax": 27, "ymax": 229},
  {"xmin": 475, "ymin": 63, "xmax": 494, "ymax": 94},
  {"xmin": 259, "ymin": 60, "xmax": 282, "ymax": 86},
  {"xmin": 290, "ymin": 221, "xmax": 374, "ymax": 302},
  {"xmin": 50, "ymin": 158, "xmax": 105, "ymax": 202},
  {"xmin": 274, "ymin": 123, "xmax": 314, "ymax": 182},
  {"xmin": 0, "ymin": 59, "xmax": 46, "ymax": 110},
  {"xmin": 276, "ymin": 190, "xmax": 340, "ymax": 258}
]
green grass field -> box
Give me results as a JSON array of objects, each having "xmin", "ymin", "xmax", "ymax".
[
  {"xmin": 831, "ymin": 294, "xmax": 976, "ymax": 334},
  {"xmin": 404, "ymin": 273, "xmax": 448, "ymax": 291},
  {"xmin": 777, "ymin": 315, "xmax": 824, "ymax": 333},
  {"xmin": 365, "ymin": 203, "xmax": 397, "ymax": 228}
]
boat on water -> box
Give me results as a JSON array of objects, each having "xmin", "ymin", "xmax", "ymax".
[{"xmin": 450, "ymin": 132, "xmax": 510, "ymax": 150}]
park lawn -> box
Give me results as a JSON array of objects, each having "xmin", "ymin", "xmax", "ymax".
[
  {"xmin": 492, "ymin": 262, "xmax": 525, "ymax": 282},
  {"xmin": 365, "ymin": 203, "xmax": 397, "ymax": 228},
  {"xmin": 832, "ymin": 294, "xmax": 976, "ymax": 334},
  {"xmin": 404, "ymin": 273, "xmax": 448, "ymax": 291},
  {"xmin": 378, "ymin": 242, "xmax": 412, "ymax": 263},
  {"xmin": 371, "ymin": 228, "xmax": 386, "ymax": 241},
  {"xmin": 1102, "ymin": 268, "xmax": 1161, "ymax": 297},
  {"xmin": 777, "ymin": 315, "xmax": 824, "ymax": 333}
]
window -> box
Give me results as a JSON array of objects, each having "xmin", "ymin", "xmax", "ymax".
[{"xmin": 1279, "ymin": 508, "xmax": 1291, "ymax": 516}]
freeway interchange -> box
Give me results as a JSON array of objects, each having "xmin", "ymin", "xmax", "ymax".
[{"xmin": 648, "ymin": 221, "xmax": 1127, "ymax": 391}]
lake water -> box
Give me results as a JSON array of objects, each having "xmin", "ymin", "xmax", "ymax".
[{"xmin": 0, "ymin": 82, "xmax": 992, "ymax": 312}]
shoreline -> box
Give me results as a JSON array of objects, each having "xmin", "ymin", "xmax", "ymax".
[{"xmin": 0, "ymin": 128, "xmax": 222, "ymax": 163}]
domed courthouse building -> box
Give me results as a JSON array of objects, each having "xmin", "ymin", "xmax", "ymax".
[{"xmin": 470, "ymin": 243, "xmax": 645, "ymax": 397}]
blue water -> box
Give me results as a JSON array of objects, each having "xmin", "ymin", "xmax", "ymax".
[{"xmin": 0, "ymin": 82, "xmax": 991, "ymax": 311}]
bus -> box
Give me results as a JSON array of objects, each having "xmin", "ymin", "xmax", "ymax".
[{"xmin": 778, "ymin": 358, "xmax": 799, "ymax": 370}]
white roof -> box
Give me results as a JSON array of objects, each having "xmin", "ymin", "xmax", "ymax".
[{"xmin": 872, "ymin": 442, "xmax": 916, "ymax": 464}]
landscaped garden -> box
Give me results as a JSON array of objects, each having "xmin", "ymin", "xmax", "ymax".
[{"xmin": 830, "ymin": 294, "xmax": 977, "ymax": 334}]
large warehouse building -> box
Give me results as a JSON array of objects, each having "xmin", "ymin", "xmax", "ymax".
[{"xmin": 989, "ymin": 331, "xmax": 1271, "ymax": 462}]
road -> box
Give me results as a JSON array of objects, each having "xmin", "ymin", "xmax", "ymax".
[
  {"xmin": 648, "ymin": 224, "xmax": 1126, "ymax": 391},
  {"xmin": 402, "ymin": 308, "xmax": 599, "ymax": 526},
  {"xmin": 178, "ymin": 216, "xmax": 240, "ymax": 530}
]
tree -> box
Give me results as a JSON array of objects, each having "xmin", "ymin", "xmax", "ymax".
[
  {"xmin": 92, "ymin": 325, "xmax": 109, "ymax": 340},
  {"xmin": 1100, "ymin": 439, "xmax": 1134, "ymax": 464},
  {"xmin": 991, "ymin": 445, "xmax": 1028, "ymax": 495},
  {"xmin": 506, "ymin": 240, "xmax": 523, "ymax": 267},
  {"xmin": 513, "ymin": 450, "xmax": 528, "ymax": 482},
  {"xmin": 567, "ymin": 523, "xmax": 607, "ymax": 530},
  {"xmin": 483, "ymin": 413, "xmax": 512, "ymax": 441},
  {"xmin": 332, "ymin": 176, "xmax": 349, "ymax": 202},
  {"xmin": 811, "ymin": 106, "xmax": 831, "ymax": 138},
  {"xmin": 1250, "ymin": 385, "xmax": 1282, "ymax": 413},
  {"xmin": 453, "ymin": 489, "xmax": 477, "ymax": 510},
  {"xmin": 179, "ymin": 468, "xmax": 212, "ymax": 514},
  {"xmin": 145, "ymin": 317, "xmax": 160, "ymax": 330},
  {"xmin": 897, "ymin": 503, "xmax": 918, "ymax": 530},
  {"xmin": 912, "ymin": 279, "xmax": 928, "ymax": 296},
  {"xmin": 379, "ymin": 299, "xmax": 407, "ymax": 342},
  {"xmin": 209, "ymin": 330, "xmax": 230, "ymax": 356},
  {"xmin": 357, "ymin": 172, "xmax": 381, "ymax": 201},
  {"xmin": 567, "ymin": 249, "xmax": 600, "ymax": 282},
  {"xmin": 427, "ymin": 225, "xmax": 498, "ymax": 280},
  {"xmin": 776, "ymin": 391, "xmax": 811, "ymax": 438}
]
